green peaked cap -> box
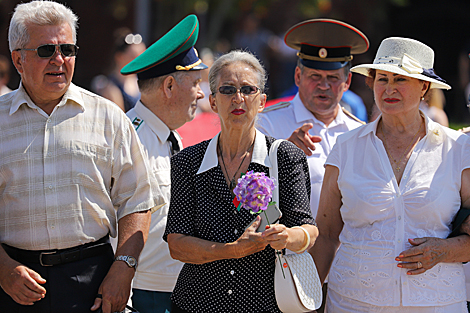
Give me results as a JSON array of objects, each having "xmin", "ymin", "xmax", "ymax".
[{"xmin": 121, "ymin": 14, "xmax": 206, "ymax": 78}]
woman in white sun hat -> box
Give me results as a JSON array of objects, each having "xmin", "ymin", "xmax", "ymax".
[{"xmin": 311, "ymin": 37, "xmax": 470, "ymax": 312}]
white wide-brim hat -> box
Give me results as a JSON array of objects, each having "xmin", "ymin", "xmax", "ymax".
[{"xmin": 351, "ymin": 37, "xmax": 451, "ymax": 90}]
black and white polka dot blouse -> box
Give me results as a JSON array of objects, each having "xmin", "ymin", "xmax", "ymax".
[{"xmin": 163, "ymin": 134, "xmax": 314, "ymax": 313}]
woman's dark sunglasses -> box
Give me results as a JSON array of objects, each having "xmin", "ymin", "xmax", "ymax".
[
  {"xmin": 15, "ymin": 44, "xmax": 79, "ymax": 58},
  {"xmin": 215, "ymin": 85, "xmax": 260, "ymax": 96}
]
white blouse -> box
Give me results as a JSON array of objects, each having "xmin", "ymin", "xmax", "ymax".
[{"xmin": 325, "ymin": 113, "xmax": 470, "ymax": 307}]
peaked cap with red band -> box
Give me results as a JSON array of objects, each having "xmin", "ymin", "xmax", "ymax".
[
  {"xmin": 284, "ymin": 18, "xmax": 369, "ymax": 70},
  {"xmin": 121, "ymin": 14, "xmax": 207, "ymax": 79}
]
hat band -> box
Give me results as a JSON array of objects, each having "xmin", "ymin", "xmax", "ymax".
[
  {"xmin": 374, "ymin": 53, "xmax": 446, "ymax": 83},
  {"xmin": 421, "ymin": 68, "xmax": 447, "ymax": 84},
  {"xmin": 176, "ymin": 59, "xmax": 202, "ymax": 71},
  {"xmin": 298, "ymin": 52, "xmax": 353, "ymax": 62}
]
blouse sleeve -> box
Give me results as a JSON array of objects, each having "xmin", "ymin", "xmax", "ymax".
[
  {"xmin": 163, "ymin": 149, "xmax": 196, "ymax": 242},
  {"xmin": 325, "ymin": 135, "xmax": 341, "ymax": 170},
  {"xmin": 276, "ymin": 140, "xmax": 315, "ymax": 227}
]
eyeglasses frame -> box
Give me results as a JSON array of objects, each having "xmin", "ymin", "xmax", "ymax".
[
  {"xmin": 14, "ymin": 43, "xmax": 79, "ymax": 59},
  {"xmin": 212, "ymin": 85, "xmax": 261, "ymax": 96}
]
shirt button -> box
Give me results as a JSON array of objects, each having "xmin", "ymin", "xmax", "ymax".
[
  {"xmin": 398, "ymin": 216, "xmax": 402, "ymax": 220},
  {"xmin": 47, "ymin": 152, "xmax": 52, "ymax": 157},
  {"xmin": 47, "ymin": 119, "xmax": 52, "ymax": 123},
  {"xmin": 228, "ymin": 290, "xmax": 232, "ymax": 295},
  {"xmin": 230, "ymin": 270, "xmax": 235, "ymax": 275},
  {"xmin": 48, "ymin": 185, "xmax": 53, "ymax": 189},
  {"xmin": 234, "ymin": 229, "xmax": 238, "ymax": 235}
]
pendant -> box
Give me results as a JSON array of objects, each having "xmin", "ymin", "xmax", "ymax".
[
  {"xmin": 396, "ymin": 166, "xmax": 400, "ymax": 172},
  {"xmin": 229, "ymin": 179, "xmax": 236, "ymax": 190}
]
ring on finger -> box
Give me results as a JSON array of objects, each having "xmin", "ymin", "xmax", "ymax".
[{"xmin": 417, "ymin": 261, "xmax": 423, "ymax": 269}]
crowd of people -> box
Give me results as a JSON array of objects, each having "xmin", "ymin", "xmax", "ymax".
[{"xmin": 0, "ymin": 1, "xmax": 470, "ymax": 313}]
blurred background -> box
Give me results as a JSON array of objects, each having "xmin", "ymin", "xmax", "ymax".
[{"xmin": 0, "ymin": 0, "xmax": 469, "ymax": 127}]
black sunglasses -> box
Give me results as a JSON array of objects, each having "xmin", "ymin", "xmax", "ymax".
[
  {"xmin": 215, "ymin": 85, "xmax": 260, "ymax": 96},
  {"xmin": 15, "ymin": 44, "xmax": 79, "ymax": 58}
]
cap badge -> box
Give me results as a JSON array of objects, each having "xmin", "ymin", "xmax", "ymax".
[{"xmin": 319, "ymin": 48, "xmax": 328, "ymax": 58}]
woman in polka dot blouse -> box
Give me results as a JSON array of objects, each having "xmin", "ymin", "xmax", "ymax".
[{"xmin": 163, "ymin": 50, "xmax": 318, "ymax": 313}]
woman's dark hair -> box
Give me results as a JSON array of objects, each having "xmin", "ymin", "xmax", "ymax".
[
  {"xmin": 366, "ymin": 68, "xmax": 431, "ymax": 96},
  {"xmin": 365, "ymin": 69, "xmax": 376, "ymax": 90}
]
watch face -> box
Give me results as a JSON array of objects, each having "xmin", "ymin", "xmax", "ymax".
[
  {"xmin": 116, "ymin": 255, "xmax": 137, "ymax": 268},
  {"xmin": 128, "ymin": 257, "xmax": 136, "ymax": 267}
]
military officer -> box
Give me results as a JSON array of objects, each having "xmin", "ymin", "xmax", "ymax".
[
  {"xmin": 121, "ymin": 15, "xmax": 206, "ymax": 313},
  {"xmin": 257, "ymin": 18, "xmax": 369, "ymax": 219}
]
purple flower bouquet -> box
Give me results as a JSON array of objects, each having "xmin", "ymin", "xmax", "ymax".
[
  {"xmin": 233, "ymin": 170, "xmax": 285, "ymax": 278},
  {"xmin": 233, "ymin": 170, "xmax": 276, "ymax": 214}
]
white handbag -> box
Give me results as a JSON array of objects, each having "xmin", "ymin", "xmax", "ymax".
[{"xmin": 269, "ymin": 139, "xmax": 322, "ymax": 312}]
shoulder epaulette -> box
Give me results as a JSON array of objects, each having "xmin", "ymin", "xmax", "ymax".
[
  {"xmin": 459, "ymin": 126, "xmax": 470, "ymax": 134},
  {"xmin": 261, "ymin": 101, "xmax": 291, "ymax": 113},
  {"xmin": 131, "ymin": 116, "xmax": 144, "ymax": 130},
  {"xmin": 342, "ymin": 107, "xmax": 365, "ymax": 125}
]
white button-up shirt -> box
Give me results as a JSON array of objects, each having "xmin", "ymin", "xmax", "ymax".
[
  {"xmin": 0, "ymin": 83, "xmax": 157, "ymax": 250},
  {"xmin": 326, "ymin": 114, "xmax": 470, "ymax": 307},
  {"xmin": 127, "ymin": 101, "xmax": 183, "ymax": 292},
  {"xmin": 257, "ymin": 93, "xmax": 363, "ymax": 217}
]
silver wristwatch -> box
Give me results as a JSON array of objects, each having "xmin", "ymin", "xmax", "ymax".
[{"xmin": 115, "ymin": 255, "xmax": 138, "ymax": 269}]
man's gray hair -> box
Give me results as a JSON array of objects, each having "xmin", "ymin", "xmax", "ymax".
[
  {"xmin": 9, "ymin": 1, "xmax": 78, "ymax": 52},
  {"xmin": 138, "ymin": 71, "xmax": 188, "ymax": 93},
  {"xmin": 209, "ymin": 50, "xmax": 267, "ymax": 95}
]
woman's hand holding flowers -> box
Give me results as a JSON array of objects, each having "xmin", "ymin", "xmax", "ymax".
[
  {"xmin": 233, "ymin": 215, "xmax": 269, "ymax": 258},
  {"xmin": 262, "ymin": 224, "xmax": 289, "ymax": 250}
]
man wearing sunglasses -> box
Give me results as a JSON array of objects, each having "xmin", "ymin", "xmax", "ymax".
[
  {"xmin": 0, "ymin": 2, "xmax": 159, "ymax": 313},
  {"xmin": 120, "ymin": 15, "xmax": 206, "ymax": 313}
]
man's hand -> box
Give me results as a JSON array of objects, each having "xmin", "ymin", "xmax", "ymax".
[
  {"xmin": 91, "ymin": 210, "xmax": 150, "ymax": 312},
  {"xmin": 90, "ymin": 262, "xmax": 135, "ymax": 312},
  {"xmin": 0, "ymin": 258, "xmax": 46, "ymax": 305},
  {"xmin": 287, "ymin": 123, "xmax": 322, "ymax": 156}
]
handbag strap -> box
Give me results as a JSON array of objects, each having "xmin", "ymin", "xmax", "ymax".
[{"xmin": 268, "ymin": 139, "xmax": 284, "ymax": 205}]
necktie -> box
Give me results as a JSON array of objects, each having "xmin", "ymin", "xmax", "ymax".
[{"xmin": 167, "ymin": 131, "xmax": 181, "ymax": 156}]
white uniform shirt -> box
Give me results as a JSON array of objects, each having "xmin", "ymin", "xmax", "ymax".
[
  {"xmin": 257, "ymin": 93, "xmax": 363, "ymax": 217},
  {"xmin": 127, "ymin": 101, "xmax": 183, "ymax": 292},
  {"xmin": 326, "ymin": 114, "xmax": 470, "ymax": 307}
]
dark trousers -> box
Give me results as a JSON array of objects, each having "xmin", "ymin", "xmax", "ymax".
[
  {"xmin": 132, "ymin": 289, "xmax": 172, "ymax": 313},
  {"xmin": 1, "ymin": 243, "xmax": 114, "ymax": 313}
]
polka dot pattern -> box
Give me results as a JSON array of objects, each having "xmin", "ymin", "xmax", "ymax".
[{"xmin": 164, "ymin": 135, "xmax": 314, "ymax": 312}]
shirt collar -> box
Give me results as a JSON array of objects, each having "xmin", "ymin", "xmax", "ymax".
[
  {"xmin": 293, "ymin": 92, "xmax": 346, "ymax": 127},
  {"xmin": 358, "ymin": 110, "xmax": 432, "ymax": 139},
  {"xmin": 197, "ymin": 128, "xmax": 270, "ymax": 175},
  {"xmin": 9, "ymin": 82, "xmax": 85, "ymax": 116},
  {"xmin": 134, "ymin": 100, "xmax": 171, "ymax": 144}
]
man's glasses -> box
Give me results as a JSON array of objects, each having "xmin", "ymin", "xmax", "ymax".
[
  {"xmin": 15, "ymin": 44, "xmax": 79, "ymax": 58},
  {"xmin": 215, "ymin": 85, "xmax": 260, "ymax": 96}
]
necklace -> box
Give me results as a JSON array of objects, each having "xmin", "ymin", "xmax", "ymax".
[
  {"xmin": 218, "ymin": 138, "xmax": 255, "ymax": 190},
  {"xmin": 381, "ymin": 121, "xmax": 422, "ymax": 173}
]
